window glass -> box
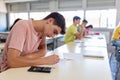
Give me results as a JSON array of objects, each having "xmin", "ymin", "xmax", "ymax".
[
  {"xmin": 30, "ymin": 12, "xmax": 50, "ymax": 20},
  {"xmin": 9, "ymin": 12, "xmax": 28, "ymax": 27},
  {"xmin": 59, "ymin": 11, "xmax": 84, "ymax": 28},
  {"xmin": 9, "ymin": 9, "xmax": 116, "ymax": 29},
  {"xmin": 86, "ymin": 9, "xmax": 116, "ymax": 28}
]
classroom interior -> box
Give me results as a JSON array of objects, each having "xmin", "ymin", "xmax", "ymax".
[{"xmin": 0, "ymin": 0, "xmax": 120, "ymax": 80}]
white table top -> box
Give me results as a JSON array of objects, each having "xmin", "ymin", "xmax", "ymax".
[
  {"xmin": 0, "ymin": 43, "xmax": 5, "ymax": 50},
  {"xmin": 0, "ymin": 53, "xmax": 112, "ymax": 80},
  {"xmin": 0, "ymin": 34, "xmax": 112, "ymax": 80},
  {"xmin": 74, "ymin": 34, "xmax": 107, "ymax": 47}
]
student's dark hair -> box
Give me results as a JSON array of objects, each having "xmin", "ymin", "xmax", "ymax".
[
  {"xmin": 82, "ymin": 19, "xmax": 88, "ymax": 23},
  {"xmin": 43, "ymin": 12, "xmax": 66, "ymax": 34},
  {"xmin": 9, "ymin": 18, "xmax": 22, "ymax": 31},
  {"xmin": 86, "ymin": 25, "xmax": 93, "ymax": 29},
  {"xmin": 73, "ymin": 16, "xmax": 81, "ymax": 21}
]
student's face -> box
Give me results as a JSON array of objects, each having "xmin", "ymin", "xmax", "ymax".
[
  {"xmin": 44, "ymin": 18, "xmax": 62, "ymax": 38},
  {"xmin": 83, "ymin": 22, "xmax": 87, "ymax": 27},
  {"xmin": 74, "ymin": 19, "xmax": 80, "ymax": 25},
  {"xmin": 44, "ymin": 23, "xmax": 62, "ymax": 38},
  {"xmin": 88, "ymin": 27, "xmax": 92, "ymax": 30}
]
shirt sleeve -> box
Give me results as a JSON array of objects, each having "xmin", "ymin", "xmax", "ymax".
[
  {"xmin": 8, "ymin": 20, "xmax": 27, "ymax": 52},
  {"xmin": 71, "ymin": 26, "xmax": 78, "ymax": 35},
  {"xmin": 38, "ymin": 37, "xmax": 46, "ymax": 49}
]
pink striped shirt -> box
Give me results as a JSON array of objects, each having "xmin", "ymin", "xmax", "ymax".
[{"xmin": 0, "ymin": 20, "xmax": 45, "ymax": 72}]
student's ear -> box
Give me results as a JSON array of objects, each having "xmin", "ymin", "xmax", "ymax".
[{"xmin": 47, "ymin": 18, "xmax": 55, "ymax": 24}]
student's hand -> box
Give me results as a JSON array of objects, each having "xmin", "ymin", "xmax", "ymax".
[
  {"xmin": 81, "ymin": 27, "xmax": 85, "ymax": 31},
  {"xmin": 43, "ymin": 55, "xmax": 60, "ymax": 65}
]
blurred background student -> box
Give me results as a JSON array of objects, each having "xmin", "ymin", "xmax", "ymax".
[
  {"xmin": 77, "ymin": 19, "xmax": 88, "ymax": 38},
  {"xmin": 85, "ymin": 24, "xmax": 93, "ymax": 35},
  {"xmin": 111, "ymin": 24, "xmax": 120, "ymax": 47},
  {"xmin": 64, "ymin": 16, "xmax": 81, "ymax": 44}
]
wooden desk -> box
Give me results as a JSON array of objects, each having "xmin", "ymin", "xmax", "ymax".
[{"xmin": 0, "ymin": 35, "xmax": 112, "ymax": 80}]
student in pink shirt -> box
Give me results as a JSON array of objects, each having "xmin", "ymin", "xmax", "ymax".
[
  {"xmin": 85, "ymin": 25, "xmax": 93, "ymax": 35},
  {"xmin": 9, "ymin": 18, "xmax": 22, "ymax": 31},
  {"xmin": 0, "ymin": 12, "xmax": 66, "ymax": 72}
]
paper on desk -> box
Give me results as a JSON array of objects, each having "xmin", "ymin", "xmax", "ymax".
[
  {"xmin": 83, "ymin": 52, "xmax": 104, "ymax": 59},
  {"xmin": 74, "ymin": 40, "xmax": 84, "ymax": 43},
  {"xmin": 46, "ymin": 51, "xmax": 65, "ymax": 59},
  {"xmin": 83, "ymin": 55, "xmax": 104, "ymax": 59},
  {"xmin": 46, "ymin": 51, "xmax": 82, "ymax": 60},
  {"xmin": 84, "ymin": 35, "xmax": 92, "ymax": 38},
  {"xmin": 62, "ymin": 53, "xmax": 81, "ymax": 60}
]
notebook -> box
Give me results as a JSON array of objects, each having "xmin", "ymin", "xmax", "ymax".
[{"xmin": 83, "ymin": 50, "xmax": 104, "ymax": 58}]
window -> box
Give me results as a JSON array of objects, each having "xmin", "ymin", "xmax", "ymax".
[
  {"xmin": 9, "ymin": 12, "xmax": 28, "ymax": 27},
  {"xmin": 9, "ymin": 9, "xmax": 116, "ymax": 29},
  {"xmin": 59, "ymin": 10, "xmax": 84, "ymax": 28},
  {"xmin": 86, "ymin": 9, "xmax": 116, "ymax": 28},
  {"xmin": 0, "ymin": 13, "xmax": 7, "ymax": 32},
  {"xmin": 30, "ymin": 11, "xmax": 84, "ymax": 28},
  {"xmin": 30, "ymin": 12, "xmax": 50, "ymax": 20}
]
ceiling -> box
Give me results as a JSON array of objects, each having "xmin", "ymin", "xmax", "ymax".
[
  {"xmin": 3, "ymin": 0, "xmax": 75, "ymax": 3},
  {"xmin": 4, "ymin": 0, "xmax": 49, "ymax": 3}
]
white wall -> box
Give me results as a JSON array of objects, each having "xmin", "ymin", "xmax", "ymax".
[
  {"xmin": 0, "ymin": 0, "xmax": 7, "ymax": 13},
  {"xmin": 116, "ymin": 0, "xmax": 120, "ymax": 25}
]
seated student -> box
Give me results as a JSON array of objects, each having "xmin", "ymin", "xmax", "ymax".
[
  {"xmin": 64, "ymin": 16, "xmax": 82, "ymax": 44},
  {"xmin": 9, "ymin": 18, "xmax": 22, "ymax": 31},
  {"xmin": 85, "ymin": 24, "xmax": 93, "ymax": 35},
  {"xmin": 111, "ymin": 24, "xmax": 120, "ymax": 47},
  {"xmin": 77, "ymin": 19, "xmax": 88, "ymax": 37},
  {"xmin": 0, "ymin": 12, "xmax": 66, "ymax": 72}
]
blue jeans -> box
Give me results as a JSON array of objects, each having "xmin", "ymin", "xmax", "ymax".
[{"xmin": 111, "ymin": 40, "xmax": 120, "ymax": 47}]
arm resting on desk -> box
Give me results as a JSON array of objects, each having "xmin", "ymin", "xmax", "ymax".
[
  {"xmin": 24, "ymin": 44, "xmax": 47, "ymax": 59},
  {"xmin": 74, "ymin": 33, "xmax": 83, "ymax": 39},
  {"xmin": 7, "ymin": 46, "xmax": 59, "ymax": 68}
]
